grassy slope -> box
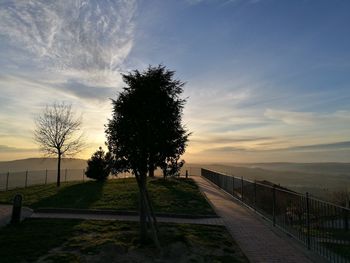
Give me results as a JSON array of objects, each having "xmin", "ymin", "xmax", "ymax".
[
  {"xmin": 0, "ymin": 178, "xmax": 215, "ymax": 215},
  {"xmin": 0, "ymin": 218, "xmax": 248, "ymax": 263}
]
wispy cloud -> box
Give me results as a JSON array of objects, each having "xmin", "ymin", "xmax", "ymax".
[
  {"xmin": 0, "ymin": 145, "xmax": 37, "ymax": 153},
  {"xmin": 284, "ymin": 141, "xmax": 350, "ymax": 152},
  {"xmin": 264, "ymin": 109, "xmax": 316, "ymax": 125},
  {"xmin": 0, "ymin": 0, "xmax": 137, "ymax": 88},
  {"xmin": 264, "ymin": 109, "xmax": 350, "ymax": 125},
  {"xmin": 191, "ymin": 135, "xmax": 273, "ymax": 144},
  {"xmin": 202, "ymin": 141, "xmax": 350, "ymax": 154}
]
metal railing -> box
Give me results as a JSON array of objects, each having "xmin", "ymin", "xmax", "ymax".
[{"xmin": 201, "ymin": 168, "xmax": 350, "ymax": 263}]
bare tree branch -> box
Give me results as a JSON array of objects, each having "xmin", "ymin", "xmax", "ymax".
[{"xmin": 34, "ymin": 102, "xmax": 85, "ymax": 186}]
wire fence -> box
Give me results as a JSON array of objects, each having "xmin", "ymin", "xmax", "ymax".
[
  {"xmin": 201, "ymin": 168, "xmax": 350, "ymax": 263},
  {"xmin": 0, "ymin": 169, "xmax": 87, "ymax": 191},
  {"xmin": 0, "ymin": 166, "xmax": 201, "ymax": 191}
]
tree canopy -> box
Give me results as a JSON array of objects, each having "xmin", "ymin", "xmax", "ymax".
[{"xmin": 106, "ymin": 65, "xmax": 189, "ymax": 177}]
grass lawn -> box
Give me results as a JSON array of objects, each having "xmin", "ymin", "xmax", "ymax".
[
  {"xmin": 0, "ymin": 178, "xmax": 215, "ymax": 216},
  {"xmin": 0, "ymin": 218, "xmax": 248, "ymax": 263}
]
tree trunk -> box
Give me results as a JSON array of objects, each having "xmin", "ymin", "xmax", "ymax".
[
  {"xmin": 144, "ymin": 186, "xmax": 159, "ymax": 233},
  {"xmin": 135, "ymin": 171, "xmax": 160, "ymax": 249},
  {"xmin": 138, "ymin": 174, "xmax": 148, "ymax": 243},
  {"xmin": 148, "ymin": 163, "xmax": 154, "ymax": 177},
  {"xmin": 57, "ymin": 153, "xmax": 61, "ymax": 187},
  {"xmin": 163, "ymin": 168, "xmax": 167, "ymax": 180}
]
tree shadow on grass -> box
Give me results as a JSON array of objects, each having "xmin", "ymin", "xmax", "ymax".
[{"xmin": 31, "ymin": 181, "xmax": 105, "ymax": 209}]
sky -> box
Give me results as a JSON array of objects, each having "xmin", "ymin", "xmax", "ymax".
[{"xmin": 0, "ymin": 0, "xmax": 349, "ymax": 163}]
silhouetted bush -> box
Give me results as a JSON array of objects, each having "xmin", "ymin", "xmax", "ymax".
[{"xmin": 85, "ymin": 147, "xmax": 111, "ymax": 181}]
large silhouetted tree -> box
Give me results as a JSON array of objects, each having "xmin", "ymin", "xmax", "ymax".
[
  {"xmin": 34, "ymin": 102, "xmax": 84, "ymax": 187},
  {"xmin": 105, "ymin": 65, "xmax": 189, "ymax": 245}
]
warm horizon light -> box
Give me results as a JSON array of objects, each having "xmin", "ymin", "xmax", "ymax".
[{"xmin": 0, "ymin": 0, "xmax": 350, "ymax": 162}]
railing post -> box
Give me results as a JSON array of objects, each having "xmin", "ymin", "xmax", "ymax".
[
  {"xmin": 82, "ymin": 169, "xmax": 85, "ymax": 182},
  {"xmin": 241, "ymin": 176, "xmax": 244, "ymax": 201},
  {"xmin": 306, "ymin": 192, "xmax": 311, "ymax": 250},
  {"xmin": 272, "ymin": 185, "xmax": 276, "ymax": 226},
  {"xmin": 232, "ymin": 176, "xmax": 235, "ymax": 197},
  {"xmin": 254, "ymin": 180, "xmax": 257, "ymax": 211},
  {"xmin": 45, "ymin": 169, "xmax": 48, "ymax": 185},
  {"xmin": 6, "ymin": 171, "xmax": 9, "ymax": 191},
  {"xmin": 64, "ymin": 168, "xmax": 67, "ymax": 183},
  {"xmin": 25, "ymin": 170, "xmax": 28, "ymax": 188},
  {"xmin": 343, "ymin": 208, "xmax": 349, "ymax": 232}
]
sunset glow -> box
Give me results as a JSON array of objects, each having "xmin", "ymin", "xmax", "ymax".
[{"xmin": 0, "ymin": 0, "xmax": 349, "ymax": 162}]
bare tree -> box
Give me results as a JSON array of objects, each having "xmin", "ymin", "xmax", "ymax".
[{"xmin": 34, "ymin": 102, "xmax": 84, "ymax": 187}]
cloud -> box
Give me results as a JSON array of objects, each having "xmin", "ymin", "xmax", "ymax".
[
  {"xmin": 55, "ymin": 79, "xmax": 115, "ymax": 101},
  {"xmin": 203, "ymin": 146, "xmax": 247, "ymax": 152},
  {"xmin": 185, "ymin": 0, "xmax": 258, "ymax": 5},
  {"xmin": 201, "ymin": 141, "xmax": 350, "ymax": 154},
  {"xmin": 264, "ymin": 109, "xmax": 315, "ymax": 125},
  {"xmin": 284, "ymin": 141, "xmax": 350, "ymax": 152},
  {"xmin": 191, "ymin": 136, "xmax": 273, "ymax": 144},
  {"xmin": 264, "ymin": 108, "xmax": 350, "ymax": 125},
  {"xmin": 0, "ymin": 145, "xmax": 36, "ymax": 153},
  {"xmin": 0, "ymin": 0, "xmax": 137, "ymax": 86}
]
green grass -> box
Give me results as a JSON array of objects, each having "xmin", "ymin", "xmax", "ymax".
[
  {"xmin": 0, "ymin": 178, "xmax": 214, "ymax": 215},
  {"xmin": 0, "ymin": 218, "xmax": 248, "ymax": 263}
]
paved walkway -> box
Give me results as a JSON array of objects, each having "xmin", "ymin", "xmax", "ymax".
[
  {"xmin": 31, "ymin": 212, "xmax": 225, "ymax": 225},
  {"xmin": 192, "ymin": 175, "xmax": 315, "ymax": 263}
]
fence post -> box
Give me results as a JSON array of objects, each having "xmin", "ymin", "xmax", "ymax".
[
  {"xmin": 25, "ymin": 170, "xmax": 28, "ymax": 188},
  {"xmin": 64, "ymin": 169, "xmax": 67, "ymax": 183},
  {"xmin": 254, "ymin": 180, "xmax": 257, "ymax": 211},
  {"xmin": 45, "ymin": 169, "xmax": 48, "ymax": 185},
  {"xmin": 232, "ymin": 176, "xmax": 235, "ymax": 197},
  {"xmin": 272, "ymin": 185, "xmax": 276, "ymax": 226},
  {"xmin": 306, "ymin": 192, "xmax": 311, "ymax": 250},
  {"xmin": 241, "ymin": 176, "xmax": 244, "ymax": 201},
  {"xmin": 343, "ymin": 208, "xmax": 349, "ymax": 232},
  {"xmin": 6, "ymin": 171, "xmax": 9, "ymax": 191},
  {"xmin": 82, "ymin": 169, "xmax": 85, "ymax": 182}
]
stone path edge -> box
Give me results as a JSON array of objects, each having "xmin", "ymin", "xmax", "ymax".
[{"xmin": 34, "ymin": 207, "xmax": 219, "ymax": 219}]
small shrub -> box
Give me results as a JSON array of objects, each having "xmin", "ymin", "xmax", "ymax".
[{"xmin": 85, "ymin": 147, "xmax": 111, "ymax": 181}]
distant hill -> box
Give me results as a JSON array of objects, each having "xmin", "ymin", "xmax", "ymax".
[
  {"xmin": 0, "ymin": 158, "xmax": 87, "ymax": 173},
  {"xmin": 199, "ymin": 163, "xmax": 350, "ymax": 201},
  {"xmin": 234, "ymin": 162, "xmax": 350, "ymax": 176}
]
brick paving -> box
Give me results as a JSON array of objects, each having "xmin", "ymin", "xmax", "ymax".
[{"xmin": 192, "ymin": 175, "xmax": 316, "ymax": 263}]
